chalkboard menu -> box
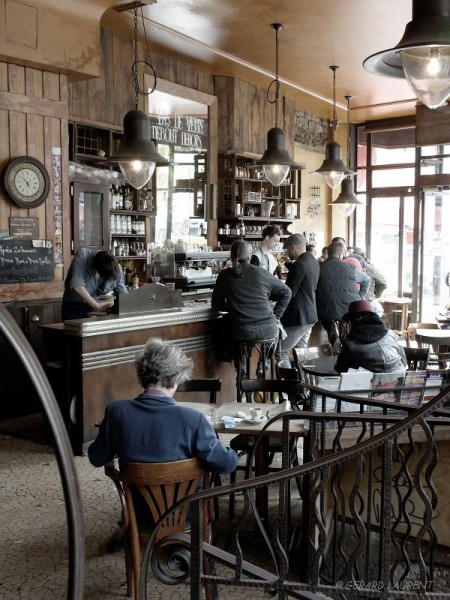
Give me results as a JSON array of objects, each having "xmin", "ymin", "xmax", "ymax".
[{"xmin": 0, "ymin": 239, "xmax": 54, "ymax": 283}]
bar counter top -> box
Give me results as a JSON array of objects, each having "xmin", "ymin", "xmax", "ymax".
[
  {"xmin": 55, "ymin": 304, "xmax": 220, "ymax": 337},
  {"xmin": 41, "ymin": 303, "xmax": 234, "ymax": 454}
]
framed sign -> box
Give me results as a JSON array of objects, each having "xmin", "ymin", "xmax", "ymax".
[{"xmin": 9, "ymin": 217, "xmax": 39, "ymax": 239}]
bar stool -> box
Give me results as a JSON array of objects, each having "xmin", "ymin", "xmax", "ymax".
[{"xmin": 236, "ymin": 337, "xmax": 277, "ymax": 401}]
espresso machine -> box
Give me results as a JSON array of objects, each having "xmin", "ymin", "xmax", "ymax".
[{"xmin": 151, "ymin": 250, "xmax": 230, "ymax": 292}]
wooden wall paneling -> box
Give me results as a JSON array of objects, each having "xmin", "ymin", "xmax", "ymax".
[
  {"xmin": 25, "ymin": 67, "xmax": 43, "ymax": 98},
  {"xmin": 0, "ymin": 62, "xmax": 8, "ymax": 91},
  {"xmin": 61, "ymin": 117, "xmax": 71, "ymax": 272},
  {"xmin": 101, "ymin": 29, "xmax": 115, "ymax": 125},
  {"xmin": 0, "ymin": 109, "xmax": 10, "ymax": 232},
  {"xmin": 43, "ymin": 71, "xmax": 61, "ymax": 102},
  {"xmin": 284, "ymin": 97, "xmax": 296, "ymax": 156},
  {"xmin": 25, "ymin": 112, "xmax": 42, "ymax": 160},
  {"xmin": 78, "ymin": 80, "xmax": 90, "ymax": 123},
  {"xmin": 9, "ymin": 110, "xmax": 27, "ymax": 160},
  {"xmin": 416, "ymin": 104, "xmax": 450, "ymax": 146},
  {"xmin": 59, "ymin": 73, "xmax": 68, "ymax": 104},
  {"xmin": 112, "ymin": 32, "xmax": 133, "ymax": 126},
  {"xmin": 68, "ymin": 76, "xmax": 82, "ymax": 119},
  {"xmin": 214, "ymin": 76, "xmax": 235, "ymax": 152},
  {"xmin": 197, "ymin": 69, "xmax": 215, "ymax": 96},
  {"xmin": 27, "ymin": 112, "xmax": 46, "ymax": 235},
  {"xmin": 8, "ymin": 64, "xmax": 25, "ymax": 94}
]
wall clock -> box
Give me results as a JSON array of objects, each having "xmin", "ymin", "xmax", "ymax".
[{"xmin": 3, "ymin": 156, "xmax": 50, "ymax": 209}]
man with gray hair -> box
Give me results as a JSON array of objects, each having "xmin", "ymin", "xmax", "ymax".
[{"xmin": 88, "ymin": 337, "xmax": 238, "ymax": 473}]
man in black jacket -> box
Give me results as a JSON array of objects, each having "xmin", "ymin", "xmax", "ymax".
[
  {"xmin": 277, "ymin": 233, "xmax": 320, "ymax": 367},
  {"xmin": 316, "ymin": 242, "xmax": 370, "ymax": 349}
]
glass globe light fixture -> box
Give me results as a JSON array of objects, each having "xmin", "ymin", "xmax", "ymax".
[
  {"xmin": 364, "ymin": 0, "xmax": 450, "ymax": 110},
  {"xmin": 312, "ymin": 66, "xmax": 355, "ymax": 188},
  {"xmin": 329, "ymin": 96, "xmax": 365, "ymax": 217},
  {"xmin": 100, "ymin": 5, "xmax": 169, "ymax": 188},
  {"xmin": 251, "ymin": 24, "xmax": 304, "ymax": 185}
]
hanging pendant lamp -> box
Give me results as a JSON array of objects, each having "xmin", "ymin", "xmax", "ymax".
[
  {"xmin": 312, "ymin": 66, "xmax": 355, "ymax": 189},
  {"xmin": 364, "ymin": 0, "xmax": 450, "ymax": 109},
  {"xmin": 330, "ymin": 96, "xmax": 365, "ymax": 217},
  {"xmin": 251, "ymin": 24, "xmax": 303, "ymax": 186},
  {"xmin": 102, "ymin": 2, "xmax": 168, "ymax": 188}
]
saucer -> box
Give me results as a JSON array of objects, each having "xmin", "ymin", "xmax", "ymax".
[{"xmin": 242, "ymin": 416, "xmax": 267, "ymax": 425}]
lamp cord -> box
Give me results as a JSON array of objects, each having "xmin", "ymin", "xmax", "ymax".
[
  {"xmin": 267, "ymin": 24, "xmax": 283, "ymax": 128},
  {"xmin": 330, "ymin": 65, "xmax": 339, "ymax": 142},
  {"xmin": 345, "ymin": 95, "xmax": 352, "ymax": 168},
  {"xmin": 132, "ymin": 1, "xmax": 157, "ymax": 109}
]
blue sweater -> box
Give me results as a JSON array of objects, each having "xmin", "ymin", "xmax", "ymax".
[{"xmin": 88, "ymin": 390, "xmax": 238, "ymax": 473}]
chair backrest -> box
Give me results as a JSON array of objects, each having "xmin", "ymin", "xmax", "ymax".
[
  {"xmin": 176, "ymin": 378, "xmax": 221, "ymax": 403},
  {"xmin": 292, "ymin": 344, "xmax": 332, "ymax": 373},
  {"xmin": 275, "ymin": 361, "xmax": 300, "ymax": 380},
  {"xmin": 105, "ymin": 458, "xmax": 210, "ymax": 542},
  {"xmin": 240, "ymin": 378, "xmax": 305, "ymax": 410},
  {"xmin": 404, "ymin": 346, "xmax": 430, "ymax": 370}
]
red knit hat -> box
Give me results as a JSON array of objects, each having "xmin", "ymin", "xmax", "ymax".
[{"xmin": 343, "ymin": 299, "xmax": 374, "ymax": 321}]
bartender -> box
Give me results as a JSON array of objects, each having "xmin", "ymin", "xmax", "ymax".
[{"xmin": 61, "ymin": 248, "xmax": 128, "ymax": 320}]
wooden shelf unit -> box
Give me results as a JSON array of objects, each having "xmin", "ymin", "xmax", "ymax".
[{"xmin": 217, "ymin": 153, "xmax": 301, "ymax": 237}]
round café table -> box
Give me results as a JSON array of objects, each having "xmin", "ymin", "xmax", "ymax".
[{"xmin": 301, "ymin": 355, "xmax": 338, "ymax": 383}]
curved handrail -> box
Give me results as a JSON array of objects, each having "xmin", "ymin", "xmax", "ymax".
[
  {"xmin": 139, "ymin": 383, "xmax": 450, "ymax": 598},
  {"xmin": 0, "ymin": 304, "xmax": 85, "ymax": 600}
]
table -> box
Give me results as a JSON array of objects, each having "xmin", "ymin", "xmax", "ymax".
[
  {"xmin": 301, "ymin": 355, "xmax": 338, "ymax": 382},
  {"xmin": 380, "ymin": 297, "xmax": 411, "ymax": 331},
  {"xmin": 182, "ymin": 401, "xmax": 306, "ymax": 518}
]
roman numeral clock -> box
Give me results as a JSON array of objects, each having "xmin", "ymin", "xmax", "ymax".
[{"xmin": 3, "ymin": 156, "xmax": 50, "ymax": 209}]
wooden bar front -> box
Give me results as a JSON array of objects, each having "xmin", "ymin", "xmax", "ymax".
[{"xmin": 41, "ymin": 307, "xmax": 235, "ymax": 454}]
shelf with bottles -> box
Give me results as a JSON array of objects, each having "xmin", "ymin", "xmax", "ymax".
[
  {"xmin": 217, "ymin": 222, "xmax": 290, "ymax": 238},
  {"xmin": 218, "ymin": 153, "xmax": 301, "ymax": 225},
  {"xmin": 111, "ymin": 238, "xmax": 148, "ymax": 259},
  {"xmin": 109, "ymin": 183, "xmax": 155, "ymax": 213}
]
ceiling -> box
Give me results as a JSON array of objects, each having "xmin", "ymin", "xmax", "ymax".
[{"xmin": 101, "ymin": 0, "xmax": 423, "ymax": 125}]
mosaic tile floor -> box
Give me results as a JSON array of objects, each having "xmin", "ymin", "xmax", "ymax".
[{"xmin": 1, "ymin": 433, "xmax": 285, "ymax": 600}]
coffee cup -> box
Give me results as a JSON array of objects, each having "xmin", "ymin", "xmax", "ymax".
[{"xmin": 249, "ymin": 407, "xmax": 262, "ymax": 421}]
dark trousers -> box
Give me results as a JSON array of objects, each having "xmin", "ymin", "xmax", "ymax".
[{"xmin": 320, "ymin": 319, "xmax": 341, "ymax": 346}]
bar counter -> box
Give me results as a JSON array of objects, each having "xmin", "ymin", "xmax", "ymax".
[{"xmin": 41, "ymin": 305, "xmax": 235, "ymax": 454}]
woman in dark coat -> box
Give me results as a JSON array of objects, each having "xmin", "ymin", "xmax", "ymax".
[{"xmin": 334, "ymin": 299, "xmax": 407, "ymax": 374}]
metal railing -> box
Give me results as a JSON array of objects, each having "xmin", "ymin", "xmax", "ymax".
[{"xmin": 139, "ymin": 382, "xmax": 450, "ymax": 599}]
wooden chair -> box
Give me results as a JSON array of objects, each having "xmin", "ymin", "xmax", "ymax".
[
  {"xmin": 105, "ymin": 458, "xmax": 213, "ymax": 600},
  {"xmin": 176, "ymin": 378, "xmax": 221, "ymax": 403},
  {"xmin": 229, "ymin": 378, "xmax": 302, "ymax": 518},
  {"xmin": 404, "ymin": 346, "xmax": 430, "ymax": 370}
]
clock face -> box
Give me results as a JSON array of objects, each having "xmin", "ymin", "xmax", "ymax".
[{"xmin": 4, "ymin": 156, "xmax": 50, "ymax": 209}]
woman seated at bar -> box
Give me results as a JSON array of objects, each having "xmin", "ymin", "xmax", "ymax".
[
  {"xmin": 211, "ymin": 239, "xmax": 291, "ymax": 373},
  {"xmin": 334, "ymin": 300, "xmax": 407, "ymax": 374}
]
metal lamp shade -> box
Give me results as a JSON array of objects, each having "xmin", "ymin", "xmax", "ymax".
[
  {"xmin": 312, "ymin": 141, "xmax": 356, "ymax": 189},
  {"xmin": 363, "ymin": 0, "xmax": 450, "ymax": 109},
  {"xmin": 330, "ymin": 176, "xmax": 365, "ymax": 216},
  {"xmin": 254, "ymin": 127, "xmax": 304, "ymax": 186},
  {"xmin": 106, "ymin": 109, "xmax": 169, "ymax": 189}
]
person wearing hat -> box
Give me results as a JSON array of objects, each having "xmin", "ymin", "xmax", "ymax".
[
  {"xmin": 334, "ymin": 299, "xmax": 407, "ymax": 374},
  {"xmin": 276, "ymin": 233, "xmax": 320, "ymax": 366}
]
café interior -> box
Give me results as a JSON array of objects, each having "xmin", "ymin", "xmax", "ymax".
[{"xmin": 3, "ymin": 0, "xmax": 450, "ymax": 598}]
